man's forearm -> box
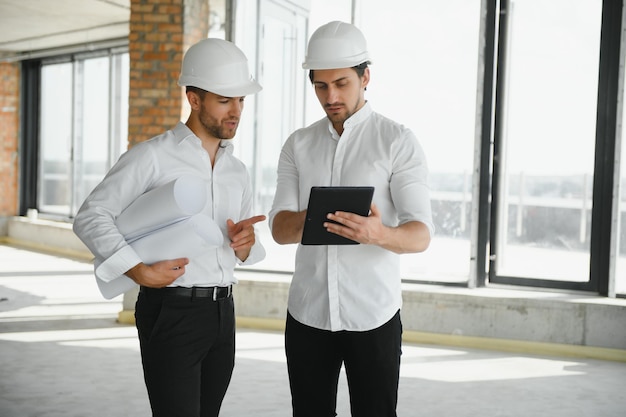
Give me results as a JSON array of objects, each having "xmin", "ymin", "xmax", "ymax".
[
  {"xmin": 271, "ymin": 210, "xmax": 306, "ymax": 244},
  {"xmin": 378, "ymin": 221, "xmax": 431, "ymax": 254}
]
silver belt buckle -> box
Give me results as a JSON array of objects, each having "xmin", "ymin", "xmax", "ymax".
[{"xmin": 212, "ymin": 287, "xmax": 218, "ymax": 301}]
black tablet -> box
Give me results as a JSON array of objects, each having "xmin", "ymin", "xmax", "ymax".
[{"xmin": 301, "ymin": 186, "xmax": 375, "ymax": 245}]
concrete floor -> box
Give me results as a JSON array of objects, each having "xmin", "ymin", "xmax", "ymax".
[{"xmin": 1, "ymin": 243, "xmax": 625, "ymax": 417}]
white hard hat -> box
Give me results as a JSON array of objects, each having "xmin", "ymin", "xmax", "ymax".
[
  {"xmin": 302, "ymin": 21, "xmax": 371, "ymax": 70},
  {"xmin": 178, "ymin": 38, "xmax": 262, "ymax": 97}
]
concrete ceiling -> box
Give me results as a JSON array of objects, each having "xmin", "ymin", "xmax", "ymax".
[{"xmin": 0, "ymin": 0, "xmax": 130, "ymax": 58}]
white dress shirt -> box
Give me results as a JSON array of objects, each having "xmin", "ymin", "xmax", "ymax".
[
  {"xmin": 74, "ymin": 122, "xmax": 265, "ymax": 288},
  {"xmin": 269, "ymin": 102, "xmax": 434, "ymax": 332}
]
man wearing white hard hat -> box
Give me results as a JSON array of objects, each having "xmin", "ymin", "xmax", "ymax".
[
  {"xmin": 269, "ymin": 21, "xmax": 434, "ymax": 417},
  {"xmin": 74, "ymin": 38, "xmax": 266, "ymax": 417}
]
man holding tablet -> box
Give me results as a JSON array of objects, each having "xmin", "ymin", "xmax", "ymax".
[{"xmin": 269, "ymin": 21, "xmax": 434, "ymax": 417}]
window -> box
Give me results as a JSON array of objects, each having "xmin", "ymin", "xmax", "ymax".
[
  {"xmin": 617, "ymin": 109, "xmax": 626, "ymax": 294},
  {"xmin": 39, "ymin": 62, "xmax": 73, "ymax": 215},
  {"xmin": 233, "ymin": 0, "xmax": 352, "ymax": 272},
  {"xmin": 21, "ymin": 0, "xmax": 620, "ymax": 296},
  {"xmin": 356, "ymin": 0, "xmax": 481, "ymax": 283},
  {"xmin": 37, "ymin": 51, "xmax": 129, "ymax": 218},
  {"xmin": 234, "ymin": 0, "xmax": 481, "ymax": 282},
  {"xmin": 230, "ymin": 0, "xmax": 623, "ymax": 296},
  {"xmin": 489, "ymin": 0, "xmax": 604, "ymax": 290}
]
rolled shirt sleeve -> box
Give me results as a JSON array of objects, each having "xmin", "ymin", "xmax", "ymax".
[{"xmin": 73, "ymin": 142, "xmax": 157, "ymax": 282}]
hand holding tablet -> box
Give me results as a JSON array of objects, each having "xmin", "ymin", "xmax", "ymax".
[{"xmin": 301, "ymin": 186, "xmax": 374, "ymax": 245}]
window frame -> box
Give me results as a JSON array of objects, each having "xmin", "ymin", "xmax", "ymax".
[
  {"xmin": 482, "ymin": 0, "xmax": 622, "ymax": 295},
  {"xmin": 20, "ymin": 46, "xmax": 129, "ymax": 221}
]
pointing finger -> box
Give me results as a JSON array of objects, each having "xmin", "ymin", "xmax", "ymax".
[{"xmin": 238, "ymin": 215, "xmax": 266, "ymax": 228}]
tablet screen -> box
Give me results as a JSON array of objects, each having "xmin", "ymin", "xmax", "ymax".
[{"xmin": 301, "ymin": 186, "xmax": 374, "ymax": 245}]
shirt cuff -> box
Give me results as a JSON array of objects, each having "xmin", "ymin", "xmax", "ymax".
[{"xmin": 94, "ymin": 245, "xmax": 142, "ymax": 283}]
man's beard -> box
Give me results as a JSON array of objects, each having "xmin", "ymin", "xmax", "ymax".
[
  {"xmin": 199, "ymin": 105, "xmax": 239, "ymax": 139},
  {"xmin": 325, "ymin": 98, "xmax": 362, "ymax": 126},
  {"xmin": 201, "ymin": 121, "xmax": 236, "ymax": 140}
]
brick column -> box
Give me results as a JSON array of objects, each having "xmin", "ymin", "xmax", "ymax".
[
  {"xmin": 120, "ymin": 0, "xmax": 210, "ymax": 323},
  {"xmin": 127, "ymin": 0, "xmax": 209, "ymax": 148},
  {"xmin": 0, "ymin": 62, "xmax": 20, "ymax": 222}
]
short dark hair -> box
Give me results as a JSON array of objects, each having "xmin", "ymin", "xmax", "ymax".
[
  {"xmin": 186, "ymin": 86, "xmax": 208, "ymax": 99},
  {"xmin": 308, "ymin": 61, "xmax": 370, "ymax": 83}
]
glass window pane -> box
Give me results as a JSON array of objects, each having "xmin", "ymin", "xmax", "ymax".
[
  {"xmin": 615, "ymin": 52, "xmax": 626, "ymax": 296},
  {"xmin": 39, "ymin": 62, "xmax": 73, "ymax": 215},
  {"xmin": 209, "ymin": 0, "xmax": 226, "ymax": 38},
  {"xmin": 74, "ymin": 56, "xmax": 111, "ymax": 214},
  {"xmin": 38, "ymin": 52, "xmax": 128, "ymax": 219},
  {"xmin": 114, "ymin": 53, "xmax": 130, "ymax": 162},
  {"xmin": 237, "ymin": 0, "xmax": 479, "ymax": 281},
  {"xmin": 617, "ymin": 134, "xmax": 626, "ymax": 295},
  {"xmin": 254, "ymin": 3, "xmax": 300, "ymax": 272},
  {"xmin": 258, "ymin": 9, "xmax": 296, "ymax": 216},
  {"xmin": 358, "ymin": 0, "xmax": 482, "ymax": 283},
  {"xmin": 495, "ymin": 0, "xmax": 601, "ymax": 281},
  {"xmin": 235, "ymin": 0, "xmax": 351, "ymax": 273}
]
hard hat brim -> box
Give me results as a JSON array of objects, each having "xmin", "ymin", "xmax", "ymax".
[
  {"xmin": 302, "ymin": 58, "xmax": 372, "ymax": 70},
  {"xmin": 178, "ymin": 76, "xmax": 263, "ymax": 97}
]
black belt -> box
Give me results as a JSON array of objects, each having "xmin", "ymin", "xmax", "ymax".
[{"xmin": 140, "ymin": 285, "xmax": 233, "ymax": 301}]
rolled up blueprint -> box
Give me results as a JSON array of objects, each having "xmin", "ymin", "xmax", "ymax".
[
  {"xmin": 96, "ymin": 213, "xmax": 224, "ymax": 299},
  {"xmin": 93, "ymin": 175, "xmax": 220, "ymax": 299},
  {"xmin": 116, "ymin": 175, "xmax": 208, "ymax": 242}
]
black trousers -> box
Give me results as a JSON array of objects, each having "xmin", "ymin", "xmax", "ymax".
[
  {"xmin": 135, "ymin": 288, "xmax": 236, "ymax": 417},
  {"xmin": 285, "ymin": 310, "xmax": 403, "ymax": 417}
]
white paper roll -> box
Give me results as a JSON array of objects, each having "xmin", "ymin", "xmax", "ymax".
[
  {"xmin": 130, "ymin": 214, "xmax": 223, "ymax": 263},
  {"xmin": 94, "ymin": 175, "xmax": 218, "ymax": 299},
  {"xmin": 96, "ymin": 213, "xmax": 224, "ymax": 299},
  {"xmin": 116, "ymin": 175, "xmax": 207, "ymax": 242}
]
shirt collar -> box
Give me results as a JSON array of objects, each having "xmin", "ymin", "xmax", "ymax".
[
  {"xmin": 171, "ymin": 121, "xmax": 234, "ymax": 153},
  {"xmin": 344, "ymin": 101, "xmax": 372, "ymax": 129},
  {"xmin": 326, "ymin": 101, "xmax": 373, "ymax": 138},
  {"xmin": 172, "ymin": 121, "xmax": 196, "ymax": 145}
]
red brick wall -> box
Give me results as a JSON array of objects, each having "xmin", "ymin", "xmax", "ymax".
[
  {"xmin": 128, "ymin": 0, "xmax": 209, "ymax": 148},
  {"xmin": 0, "ymin": 62, "xmax": 19, "ymax": 216}
]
